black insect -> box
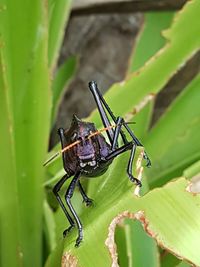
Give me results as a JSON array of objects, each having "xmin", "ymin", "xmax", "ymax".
[{"xmin": 51, "ymin": 81, "xmax": 151, "ymax": 247}]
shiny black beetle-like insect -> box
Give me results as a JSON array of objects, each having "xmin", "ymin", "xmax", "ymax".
[{"xmin": 52, "ymin": 81, "xmax": 151, "ymax": 247}]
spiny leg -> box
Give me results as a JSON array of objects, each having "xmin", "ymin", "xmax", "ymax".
[
  {"xmin": 89, "ymin": 81, "xmax": 128, "ymax": 145},
  {"xmin": 122, "ymin": 120, "xmax": 151, "ymax": 167},
  {"xmin": 89, "ymin": 81, "xmax": 151, "ymax": 167},
  {"xmin": 105, "ymin": 142, "xmax": 141, "ymax": 186},
  {"xmin": 53, "ymin": 174, "xmax": 75, "ymax": 235},
  {"xmin": 127, "ymin": 144, "xmax": 141, "ymax": 186},
  {"xmin": 109, "ymin": 116, "xmax": 140, "ymax": 190},
  {"xmin": 77, "ymin": 181, "xmax": 93, "ymax": 206},
  {"xmin": 106, "ymin": 142, "xmax": 133, "ymax": 161},
  {"xmin": 89, "ymin": 81, "xmax": 114, "ymax": 144},
  {"xmin": 96, "ymin": 87, "xmax": 128, "ymax": 144},
  {"xmin": 65, "ymin": 171, "xmax": 83, "ymax": 247},
  {"xmin": 111, "ymin": 116, "xmax": 124, "ymax": 150}
]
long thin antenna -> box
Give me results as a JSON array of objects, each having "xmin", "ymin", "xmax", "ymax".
[
  {"xmin": 43, "ymin": 152, "xmax": 61, "ymax": 166},
  {"xmin": 43, "ymin": 140, "xmax": 81, "ymax": 167},
  {"xmin": 43, "ymin": 121, "xmax": 135, "ymax": 166}
]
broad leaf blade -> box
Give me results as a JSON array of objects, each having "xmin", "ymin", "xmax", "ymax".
[
  {"xmin": 145, "ymin": 73, "xmax": 200, "ymax": 187},
  {"xmin": 115, "ymin": 225, "xmax": 129, "ymax": 266},
  {"xmin": 51, "ymin": 56, "xmax": 76, "ymax": 124},
  {"xmin": 46, "ymin": 0, "xmax": 200, "ymax": 181},
  {"xmin": 62, "ymin": 177, "xmax": 200, "ymax": 267},
  {"xmin": 128, "ymin": 11, "xmax": 174, "ymax": 140},
  {"xmin": 0, "ymin": 50, "xmax": 20, "ymax": 267},
  {"xmin": 0, "ymin": 1, "xmax": 51, "ymax": 266},
  {"xmin": 48, "ymin": 0, "xmax": 72, "ymax": 69},
  {"xmin": 89, "ymin": 0, "xmax": 200, "ymax": 129},
  {"xmin": 45, "ymin": 1, "xmax": 200, "ymax": 266},
  {"xmin": 130, "ymin": 12, "xmax": 174, "ymax": 72}
]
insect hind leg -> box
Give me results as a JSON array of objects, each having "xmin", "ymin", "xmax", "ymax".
[
  {"xmin": 89, "ymin": 81, "xmax": 114, "ymax": 145},
  {"xmin": 65, "ymin": 171, "xmax": 83, "ymax": 247},
  {"xmin": 89, "ymin": 81, "xmax": 128, "ymax": 146},
  {"xmin": 121, "ymin": 119, "xmax": 151, "ymax": 167},
  {"xmin": 53, "ymin": 174, "xmax": 75, "ymax": 235}
]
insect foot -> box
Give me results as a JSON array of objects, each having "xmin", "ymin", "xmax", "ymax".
[
  {"xmin": 143, "ymin": 152, "xmax": 151, "ymax": 168},
  {"xmin": 75, "ymin": 232, "xmax": 83, "ymax": 247},
  {"xmin": 129, "ymin": 174, "xmax": 142, "ymax": 187},
  {"xmin": 63, "ymin": 224, "xmax": 75, "ymax": 238},
  {"xmin": 83, "ymin": 198, "xmax": 93, "ymax": 207},
  {"xmin": 135, "ymin": 179, "xmax": 142, "ymax": 187}
]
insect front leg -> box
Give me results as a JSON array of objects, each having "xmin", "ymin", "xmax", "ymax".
[
  {"xmin": 105, "ymin": 142, "xmax": 141, "ymax": 186},
  {"xmin": 53, "ymin": 174, "xmax": 75, "ymax": 235},
  {"xmin": 77, "ymin": 181, "xmax": 93, "ymax": 206},
  {"xmin": 58, "ymin": 128, "xmax": 72, "ymax": 172},
  {"xmin": 111, "ymin": 116, "xmax": 126, "ymax": 150},
  {"xmin": 127, "ymin": 144, "xmax": 141, "ymax": 186},
  {"xmin": 122, "ymin": 120, "xmax": 151, "ymax": 167},
  {"xmin": 65, "ymin": 171, "xmax": 83, "ymax": 247}
]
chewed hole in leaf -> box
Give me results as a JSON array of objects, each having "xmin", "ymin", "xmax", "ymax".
[
  {"xmin": 115, "ymin": 219, "xmax": 158, "ymax": 267},
  {"xmin": 186, "ymin": 174, "xmax": 200, "ymax": 194}
]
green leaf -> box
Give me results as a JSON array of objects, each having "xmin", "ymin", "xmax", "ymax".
[
  {"xmin": 44, "ymin": 240, "xmax": 64, "ymax": 267},
  {"xmin": 128, "ymin": 11, "xmax": 174, "ymax": 140},
  {"xmin": 183, "ymin": 160, "xmax": 200, "ymax": 179},
  {"xmin": 145, "ymin": 73, "xmax": 200, "ymax": 187},
  {"xmin": 62, "ymin": 177, "xmax": 200, "ymax": 267},
  {"xmin": 176, "ymin": 261, "xmax": 191, "ymax": 267},
  {"xmin": 121, "ymin": 12, "xmax": 174, "ymax": 266},
  {"xmin": 130, "ymin": 12, "xmax": 174, "ymax": 72},
  {"xmin": 124, "ymin": 220, "xmax": 159, "ymax": 267},
  {"xmin": 161, "ymin": 252, "xmax": 180, "ymax": 267},
  {"xmin": 43, "ymin": 200, "xmax": 57, "ymax": 252},
  {"xmin": 127, "ymin": 12, "xmax": 174, "ymax": 141},
  {"xmin": 0, "ymin": 45, "xmax": 20, "ymax": 267},
  {"xmin": 51, "ymin": 56, "xmax": 77, "ymax": 124},
  {"xmin": 115, "ymin": 225, "xmax": 129, "ymax": 266},
  {"xmin": 47, "ymin": 0, "xmax": 200, "ymax": 180},
  {"xmin": 86, "ymin": 1, "xmax": 200, "ymax": 211},
  {"xmin": 45, "ymin": 1, "xmax": 200, "ymax": 266},
  {"xmin": 89, "ymin": 0, "xmax": 200, "ymax": 129},
  {"xmin": 0, "ymin": 0, "xmax": 51, "ymax": 266},
  {"xmin": 48, "ymin": 0, "xmax": 72, "ymax": 69}
]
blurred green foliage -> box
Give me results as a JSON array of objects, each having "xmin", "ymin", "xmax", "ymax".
[{"xmin": 0, "ymin": 0, "xmax": 200, "ymax": 267}]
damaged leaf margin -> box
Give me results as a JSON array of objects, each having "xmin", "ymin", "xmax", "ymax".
[
  {"xmin": 62, "ymin": 252, "xmax": 78, "ymax": 267},
  {"xmin": 89, "ymin": 0, "xmax": 200, "ymax": 129},
  {"xmin": 61, "ymin": 178, "xmax": 200, "ymax": 267},
  {"xmin": 106, "ymin": 174, "xmax": 200, "ymax": 267},
  {"xmin": 186, "ymin": 174, "xmax": 200, "ymax": 194},
  {"xmin": 105, "ymin": 207, "xmax": 198, "ymax": 267},
  {"xmin": 105, "ymin": 211, "xmax": 144, "ymax": 267}
]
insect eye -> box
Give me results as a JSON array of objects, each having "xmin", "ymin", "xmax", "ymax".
[{"xmin": 71, "ymin": 132, "xmax": 77, "ymax": 141}]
